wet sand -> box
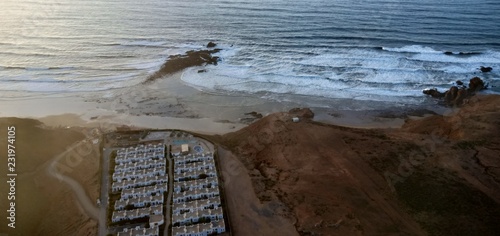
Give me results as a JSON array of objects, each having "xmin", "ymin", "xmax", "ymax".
[{"xmin": 0, "ymin": 71, "xmax": 448, "ymax": 133}]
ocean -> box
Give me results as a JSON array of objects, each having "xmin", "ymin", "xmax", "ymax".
[{"xmin": 1, "ymin": 0, "xmax": 500, "ymax": 106}]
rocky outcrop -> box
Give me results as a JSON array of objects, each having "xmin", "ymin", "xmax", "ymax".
[
  {"xmin": 240, "ymin": 111, "xmax": 264, "ymax": 124},
  {"xmin": 207, "ymin": 41, "xmax": 217, "ymax": 48},
  {"xmin": 480, "ymin": 66, "xmax": 493, "ymax": 73},
  {"xmin": 288, "ymin": 108, "xmax": 314, "ymax": 120},
  {"xmin": 144, "ymin": 43, "xmax": 221, "ymax": 83},
  {"xmin": 423, "ymin": 77, "xmax": 487, "ymax": 106},
  {"xmin": 218, "ymin": 95, "xmax": 500, "ymax": 236},
  {"xmin": 468, "ymin": 76, "xmax": 486, "ymax": 92},
  {"xmin": 244, "ymin": 111, "xmax": 264, "ymax": 119},
  {"xmin": 423, "ymin": 88, "xmax": 445, "ymax": 98}
]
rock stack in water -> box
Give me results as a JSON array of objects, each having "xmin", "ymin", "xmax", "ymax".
[
  {"xmin": 480, "ymin": 66, "xmax": 493, "ymax": 73},
  {"xmin": 144, "ymin": 42, "xmax": 221, "ymax": 83},
  {"xmin": 423, "ymin": 77, "xmax": 486, "ymax": 106}
]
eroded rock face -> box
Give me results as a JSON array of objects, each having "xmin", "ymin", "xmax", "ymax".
[{"xmin": 423, "ymin": 77, "xmax": 487, "ymax": 106}]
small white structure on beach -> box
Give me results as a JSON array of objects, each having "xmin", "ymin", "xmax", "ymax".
[
  {"xmin": 292, "ymin": 117, "xmax": 300, "ymax": 122},
  {"xmin": 181, "ymin": 144, "xmax": 190, "ymax": 154}
]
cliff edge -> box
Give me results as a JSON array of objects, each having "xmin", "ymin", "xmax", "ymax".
[{"xmin": 216, "ymin": 95, "xmax": 500, "ymax": 236}]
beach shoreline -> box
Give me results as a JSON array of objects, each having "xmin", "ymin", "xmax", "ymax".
[
  {"xmin": 0, "ymin": 71, "xmax": 453, "ymax": 132},
  {"xmin": 1, "ymin": 92, "xmax": 497, "ymax": 235}
]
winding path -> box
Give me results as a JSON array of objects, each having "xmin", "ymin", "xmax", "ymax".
[{"xmin": 46, "ymin": 140, "xmax": 102, "ymax": 224}]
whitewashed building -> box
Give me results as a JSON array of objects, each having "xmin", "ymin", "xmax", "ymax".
[
  {"xmin": 172, "ymin": 208, "xmax": 224, "ymax": 226},
  {"xmin": 115, "ymin": 151, "xmax": 164, "ymax": 164},
  {"xmin": 112, "ymin": 175, "xmax": 168, "ymax": 193},
  {"xmin": 172, "ymin": 196, "xmax": 222, "ymax": 215},
  {"xmin": 118, "ymin": 225, "xmax": 160, "ymax": 236},
  {"xmin": 121, "ymin": 184, "xmax": 167, "ymax": 200},
  {"xmin": 115, "ymin": 159, "xmax": 166, "ymax": 173},
  {"xmin": 173, "ymin": 177, "xmax": 218, "ymax": 193},
  {"xmin": 117, "ymin": 143, "xmax": 165, "ymax": 155},
  {"xmin": 173, "ymin": 187, "xmax": 220, "ymax": 204},
  {"xmin": 115, "ymin": 195, "xmax": 164, "ymax": 211},
  {"xmin": 171, "ymin": 220, "xmax": 226, "ymax": 236},
  {"xmin": 112, "ymin": 205, "xmax": 163, "ymax": 223},
  {"xmin": 173, "ymin": 153, "xmax": 213, "ymax": 165},
  {"xmin": 173, "ymin": 169, "xmax": 217, "ymax": 182},
  {"xmin": 174, "ymin": 159, "xmax": 215, "ymax": 174},
  {"xmin": 113, "ymin": 166, "xmax": 166, "ymax": 182}
]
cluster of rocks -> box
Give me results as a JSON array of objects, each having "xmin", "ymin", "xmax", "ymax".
[
  {"xmin": 423, "ymin": 77, "xmax": 487, "ymax": 106},
  {"xmin": 239, "ymin": 108, "xmax": 314, "ymax": 124},
  {"xmin": 240, "ymin": 111, "xmax": 264, "ymax": 124},
  {"xmin": 144, "ymin": 42, "xmax": 221, "ymax": 83}
]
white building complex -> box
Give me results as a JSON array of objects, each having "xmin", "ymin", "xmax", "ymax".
[
  {"xmin": 173, "ymin": 177, "xmax": 218, "ymax": 193},
  {"xmin": 111, "ymin": 142, "xmax": 167, "ymax": 236},
  {"xmin": 171, "ymin": 152, "xmax": 227, "ymax": 236},
  {"xmin": 112, "ymin": 205, "xmax": 163, "ymax": 223},
  {"xmin": 112, "ymin": 175, "xmax": 168, "ymax": 193},
  {"xmin": 121, "ymin": 184, "xmax": 167, "ymax": 199},
  {"xmin": 115, "ymin": 159, "xmax": 166, "ymax": 173},
  {"xmin": 173, "ymin": 152, "xmax": 213, "ymax": 165},
  {"xmin": 172, "ymin": 220, "xmax": 226, "ymax": 236},
  {"xmin": 109, "ymin": 137, "xmax": 227, "ymax": 236},
  {"xmin": 113, "ymin": 165, "xmax": 166, "ymax": 181},
  {"xmin": 118, "ymin": 225, "xmax": 160, "ymax": 236},
  {"xmin": 172, "ymin": 196, "xmax": 222, "ymax": 215},
  {"xmin": 115, "ymin": 143, "xmax": 165, "ymax": 164},
  {"xmin": 115, "ymin": 194, "xmax": 164, "ymax": 210}
]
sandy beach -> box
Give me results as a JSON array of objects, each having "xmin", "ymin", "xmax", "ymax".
[
  {"xmin": 2, "ymin": 0, "xmax": 499, "ymax": 234},
  {"xmin": 0, "ymin": 71, "xmax": 443, "ymax": 236},
  {"xmin": 0, "ymin": 73, "xmax": 498, "ymax": 236},
  {"xmin": 0, "ymin": 70, "xmax": 451, "ymax": 135}
]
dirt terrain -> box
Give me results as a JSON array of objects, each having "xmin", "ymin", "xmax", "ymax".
[
  {"xmin": 213, "ymin": 95, "xmax": 500, "ymax": 236},
  {"xmin": 0, "ymin": 118, "xmax": 98, "ymax": 236},
  {"xmin": 1, "ymin": 95, "xmax": 499, "ymax": 236}
]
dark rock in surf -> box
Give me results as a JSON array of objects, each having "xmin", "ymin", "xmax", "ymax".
[
  {"xmin": 423, "ymin": 77, "xmax": 487, "ymax": 106},
  {"xmin": 456, "ymin": 80, "xmax": 464, "ymax": 86},
  {"xmin": 210, "ymin": 56, "xmax": 220, "ymax": 65},
  {"xmin": 468, "ymin": 77, "xmax": 485, "ymax": 92},
  {"xmin": 245, "ymin": 111, "xmax": 264, "ymax": 119},
  {"xmin": 198, "ymin": 69, "xmax": 207, "ymax": 73},
  {"xmin": 207, "ymin": 42, "xmax": 217, "ymax": 48},
  {"xmin": 480, "ymin": 66, "xmax": 493, "ymax": 73},
  {"xmin": 444, "ymin": 51, "xmax": 454, "ymax": 55},
  {"xmin": 144, "ymin": 46, "xmax": 221, "ymax": 83},
  {"xmin": 423, "ymin": 88, "xmax": 445, "ymax": 98},
  {"xmin": 241, "ymin": 111, "xmax": 264, "ymax": 124}
]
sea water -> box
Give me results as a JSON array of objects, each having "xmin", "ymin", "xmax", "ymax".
[{"xmin": 1, "ymin": 0, "xmax": 499, "ymax": 105}]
